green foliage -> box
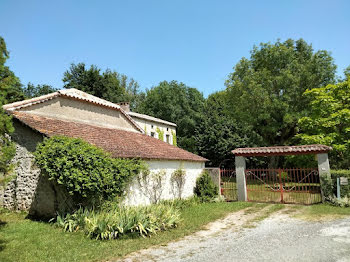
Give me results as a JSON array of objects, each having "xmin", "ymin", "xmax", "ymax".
[
  {"xmin": 330, "ymin": 170, "xmax": 350, "ymax": 199},
  {"xmin": 54, "ymin": 203, "xmax": 181, "ymax": 240},
  {"xmin": 195, "ymin": 91, "xmax": 261, "ymax": 166},
  {"xmin": 63, "ymin": 63, "xmax": 144, "ymax": 110},
  {"xmin": 194, "ymin": 171, "xmax": 218, "ymax": 201},
  {"xmin": 34, "ymin": 136, "xmax": 144, "ymax": 203},
  {"xmin": 23, "ymin": 83, "xmax": 58, "ymax": 98},
  {"xmin": 0, "ymin": 36, "xmax": 23, "ymax": 185},
  {"xmin": 171, "ymin": 131, "xmax": 177, "ymax": 146},
  {"xmin": 156, "ymin": 127, "xmax": 164, "ymax": 141},
  {"xmin": 0, "ymin": 37, "xmax": 25, "ymax": 104},
  {"xmin": 225, "ymin": 39, "xmax": 336, "ymax": 154},
  {"xmin": 136, "ymin": 80, "xmax": 205, "ymax": 153},
  {"xmin": 296, "ymin": 80, "xmax": 350, "ymax": 169},
  {"xmin": 320, "ymin": 175, "xmax": 334, "ymax": 201}
]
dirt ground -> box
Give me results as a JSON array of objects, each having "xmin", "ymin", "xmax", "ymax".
[{"xmin": 115, "ymin": 205, "xmax": 350, "ymax": 262}]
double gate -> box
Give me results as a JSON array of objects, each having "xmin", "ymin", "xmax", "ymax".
[{"xmin": 220, "ymin": 168, "xmax": 322, "ymax": 204}]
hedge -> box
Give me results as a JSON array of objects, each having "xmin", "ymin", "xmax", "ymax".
[{"xmin": 330, "ymin": 170, "xmax": 350, "ymax": 198}]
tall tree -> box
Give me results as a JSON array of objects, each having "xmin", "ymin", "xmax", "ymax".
[
  {"xmin": 225, "ymin": 39, "xmax": 337, "ymax": 149},
  {"xmin": 194, "ymin": 91, "xmax": 261, "ymax": 167},
  {"xmin": 23, "ymin": 83, "xmax": 58, "ymax": 98},
  {"xmin": 137, "ymin": 80, "xmax": 205, "ymax": 153},
  {"xmin": 62, "ymin": 63, "xmax": 143, "ymax": 110},
  {"xmin": 296, "ymin": 79, "xmax": 350, "ymax": 169},
  {"xmin": 0, "ymin": 36, "xmax": 22, "ymax": 183}
]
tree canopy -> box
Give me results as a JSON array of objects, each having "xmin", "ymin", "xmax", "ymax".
[
  {"xmin": 0, "ymin": 36, "xmax": 20, "ymax": 182},
  {"xmin": 63, "ymin": 63, "xmax": 144, "ymax": 110},
  {"xmin": 23, "ymin": 83, "xmax": 58, "ymax": 98},
  {"xmin": 296, "ymin": 79, "xmax": 350, "ymax": 169},
  {"xmin": 225, "ymin": 39, "xmax": 337, "ymax": 148},
  {"xmin": 194, "ymin": 91, "xmax": 260, "ymax": 167},
  {"xmin": 136, "ymin": 80, "xmax": 205, "ymax": 153}
]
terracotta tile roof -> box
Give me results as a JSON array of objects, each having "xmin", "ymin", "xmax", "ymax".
[
  {"xmin": 3, "ymin": 88, "xmax": 144, "ymax": 134},
  {"xmin": 12, "ymin": 112, "xmax": 207, "ymax": 162},
  {"xmin": 232, "ymin": 145, "xmax": 332, "ymax": 156}
]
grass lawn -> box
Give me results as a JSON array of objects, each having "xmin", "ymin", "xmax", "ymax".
[
  {"xmin": 0, "ymin": 201, "xmax": 253, "ymax": 262},
  {"xmin": 294, "ymin": 204, "xmax": 350, "ymax": 221}
]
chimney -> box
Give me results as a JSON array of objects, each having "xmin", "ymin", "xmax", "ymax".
[{"xmin": 118, "ymin": 102, "xmax": 130, "ymax": 112}]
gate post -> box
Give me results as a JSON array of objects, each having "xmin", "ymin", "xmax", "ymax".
[
  {"xmin": 317, "ymin": 153, "xmax": 331, "ymax": 202},
  {"xmin": 235, "ymin": 156, "xmax": 247, "ymax": 201}
]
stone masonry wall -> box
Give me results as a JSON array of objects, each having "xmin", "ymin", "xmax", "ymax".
[
  {"xmin": 1, "ymin": 120, "xmax": 43, "ymax": 210},
  {"xmin": 1, "ymin": 120, "xmax": 73, "ymax": 218}
]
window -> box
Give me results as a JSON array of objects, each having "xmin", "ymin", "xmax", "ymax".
[
  {"xmin": 151, "ymin": 132, "xmax": 155, "ymax": 137},
  {"xmin": 166, "ymin": 134, "xmax": 170, "ymax": 144},
  {"xmin": 151, "ymin": 125, "xmax": 154, "ymax": 129},
  {"xmin": 166, "ymin": 127, "xmax": 169, "ymax": 131}
]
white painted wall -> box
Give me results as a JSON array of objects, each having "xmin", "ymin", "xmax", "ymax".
[
  {"xmin": 123, "ymin": 160, "xmax": 205, "ymax": 206},
  {"xmin": 132, "ymin": 117, "xmax": 176, "ymax": 145}
]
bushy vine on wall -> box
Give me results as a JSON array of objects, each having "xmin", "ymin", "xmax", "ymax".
[
  {"xmin": 34, "ymin": 136, "xmax": 145, "ymax": 204},
  {"xmin": 156, "ymin": 127, "xmax": 164, "ymax": 141},
  {"xmin": 171, "ymin": 131, "xmax": 177, "ymax": 146}
]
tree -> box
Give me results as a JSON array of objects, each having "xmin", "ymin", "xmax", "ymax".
[
  {"xmin": 136, "ymin": 80, "xmax": 205, "ymax": 153},
  {"xmin": 296, "ymin": 80, "xmax": 350, "ymax": 169},
  {"xmin": 62, "ymin": 63, "xmax": 144, "ymax": 110},
  {"xmin": 23, "ymin": 83, "xmax": 58, "ymax": 98},
  {"xmin": 0, "ymin": 37, "xmax": 25, "ymax": 104},
  {"xmin": 0, "ymin": 36, "xmax": 23, "ymax": 184},
  {"xmin": 225, "ymin": 39, "xmax": 336, "ymax": 166},
  {"xmin": 194, "ymin": 91, "xmax": 261, "ymax": 167}
]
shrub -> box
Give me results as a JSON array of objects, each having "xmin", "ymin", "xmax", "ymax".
[
  {"xmin": 34, "ymin": 136, "xmax": 145, "ymax": 203},
  {"xmin": 194, "ymin": 171, "xmax": 218, "ymax": 201},
  {"xmin": 330, "ymin": 170, "xmax": 350, "ymax": 198},
  {"xmin": 54, "ymin": 203, "xmax": 181, "ymax": 240}
]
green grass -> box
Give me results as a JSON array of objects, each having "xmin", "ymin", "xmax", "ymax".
[
  {"xmin": 0, "ymin": 202, "xmax": 253, "ymax": 262},
  {"xmin": 295, "ymin": 204, "xmax": 350, "ymax": 221}
]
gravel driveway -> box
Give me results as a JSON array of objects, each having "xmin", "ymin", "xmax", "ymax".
[{"xmin": 118, "ymin": 206, "xmax": 350, "ymax": 262}]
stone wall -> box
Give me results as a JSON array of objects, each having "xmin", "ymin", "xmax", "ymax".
[{"xmin": 1, "ymin": 120, "xmax": 73, "ymax": 218}]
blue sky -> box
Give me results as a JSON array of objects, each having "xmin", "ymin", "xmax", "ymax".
[{"xmin": 1, "ymin": 0, "xmax": 349, "ymax": 97}]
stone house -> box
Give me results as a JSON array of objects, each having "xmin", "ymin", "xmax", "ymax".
[
  {"xmin": 118, "ymin": 102, "xmax": 177, "ymax": 145},
  {"xmin": 1, "ymin": 88, "xmax": 207, "ymax": 217}
]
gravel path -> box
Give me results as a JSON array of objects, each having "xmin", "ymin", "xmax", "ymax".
[{"xmin": 117, "ymin": 207, "xmax": 350, "ymax": 262}]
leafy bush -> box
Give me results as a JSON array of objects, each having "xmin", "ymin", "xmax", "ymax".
[
  {"xmin": 331, "ymin": 170, "xmax": 350, "ymax": 198},
  {"xmin": 35, "ymin": 136, "xmax": 145, "ymax": 203},
  {"xmin": 54, "ymin": 203, "xmax": 181, "ymax": 240},
  {"xmin": 194, "ymin": 171, "xmax": 218, "ymax": 201}
]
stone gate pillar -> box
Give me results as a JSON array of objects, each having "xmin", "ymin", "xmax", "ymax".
[{"xmin": 235, "ymin": 156, "xmax": 247, "ymax": 201}]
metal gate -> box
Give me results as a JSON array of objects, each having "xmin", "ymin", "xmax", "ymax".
[
  {"xmin": 220, "ymin": 168, "xmax": 237, "ymax": 201},
  {"xmin": 245, "ymin": 168, "xmax": 322, "ymax": 205}
]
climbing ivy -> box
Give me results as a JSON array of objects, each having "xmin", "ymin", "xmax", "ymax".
[
  {"xmin": 172, "ymin": 131, "xmax": 177, "ymax": 146},
  {"xmin": 156, "ymin": 127, "xmax": 164, "ymax": 141}
]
